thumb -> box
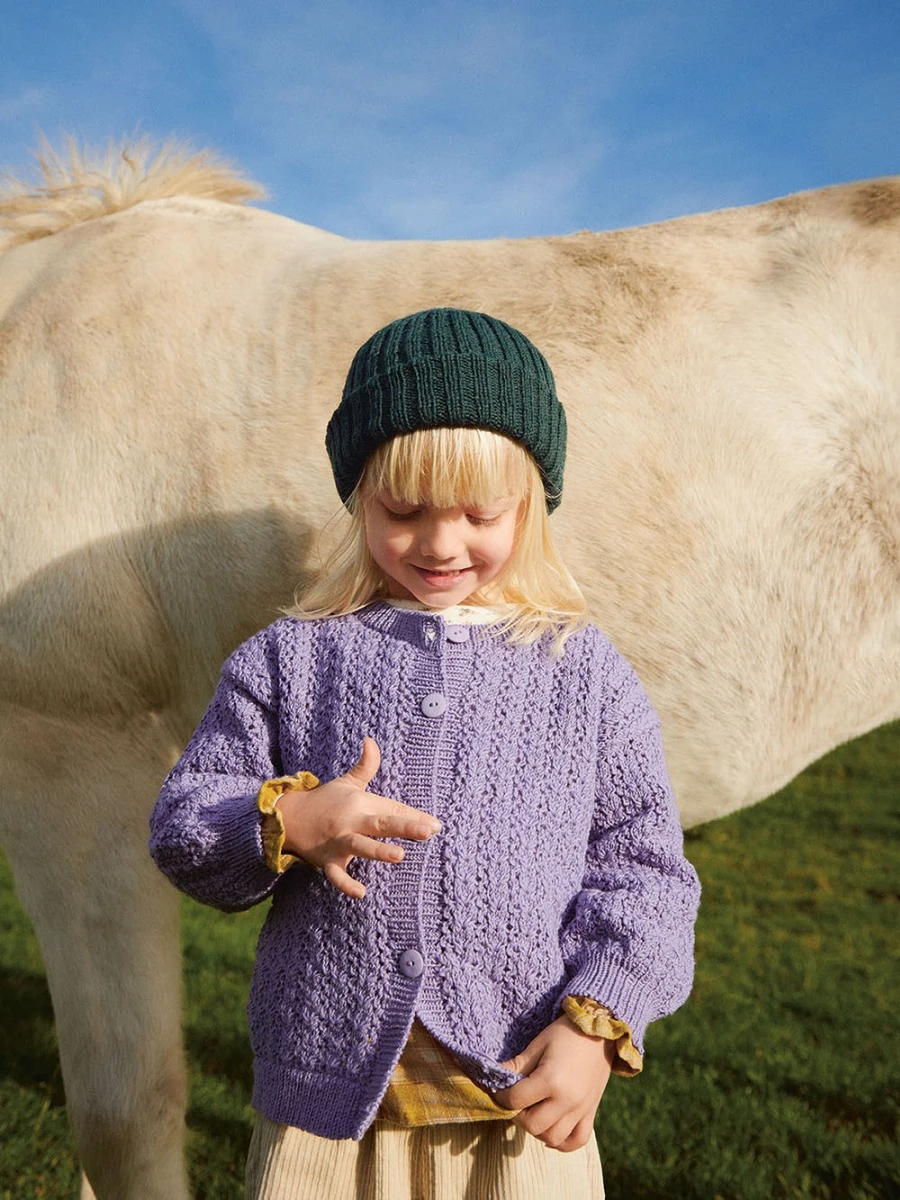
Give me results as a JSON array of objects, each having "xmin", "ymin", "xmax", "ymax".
[
  {"xmin": 346, "ymin": 736, "xmax": 381, "ymax": 787},
  {"xmin": 500, "ymin": 1045, "xmax": 539, "ymax": 1077},
  {"xmin": 500, "ymin": 1031, "xmax": 548, "ymax": 1077}
]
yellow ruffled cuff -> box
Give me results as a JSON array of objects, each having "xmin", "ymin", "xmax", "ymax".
[
  {"xmin": 256, "ymin": 772, "xmax": 320, "ymax": 874},
  {"xmin": 561, "ymin": 994, "xmax": 643, "ymax": 1077}
]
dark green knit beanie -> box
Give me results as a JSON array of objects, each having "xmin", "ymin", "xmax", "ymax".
[{"xmin": 326, "ymin": 308, "xmax": 566, "ymax": 512}]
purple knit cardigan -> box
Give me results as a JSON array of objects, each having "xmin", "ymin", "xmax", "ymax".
[{"xmin": 149, "ymin": 602, "xmax": 700, "ymax": 1140}]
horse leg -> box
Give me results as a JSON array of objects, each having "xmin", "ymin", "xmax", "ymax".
[{"xmin": 0, "ymin": 707, "xmax": 190, "ymax": 1200}]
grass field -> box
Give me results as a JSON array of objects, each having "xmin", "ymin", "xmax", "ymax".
[{"xmin": 1, "ymin": 722, "xmax": 898, "ymax": 1199}]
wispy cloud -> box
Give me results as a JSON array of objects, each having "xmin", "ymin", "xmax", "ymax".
[
  {"xmin": 175, "ymin": 0, "xmax": 650, "ymax": 236},
  {"xmin": 0, "ymin": 86, "xmax": 50, "ymax": 126}
]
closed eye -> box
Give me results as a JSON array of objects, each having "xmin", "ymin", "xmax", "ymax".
[
  {"xmin": 467, "ymin": 514, "xmax": 502, "ymax": 526},
  {"xmin": 382, "ymin": 504, "xmax": 421, "ymax": 521}
]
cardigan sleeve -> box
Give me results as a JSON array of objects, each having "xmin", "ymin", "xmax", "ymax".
[
  {"xmin": 149, "ymin": 629, "xmax": 288, "ymax": 912},
  {"xmin": 557, "ymin": 644, "xmax": 701, "ymax": 1055}
]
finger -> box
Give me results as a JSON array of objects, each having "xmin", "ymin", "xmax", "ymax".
[
  {"xmin": 492, "ymin": 1085, "xmax": 517, "ymax": 1111},
  {"xmin": 323, "ymin": 861, "xmax": 366, "ymax": 899},
  {"xmin": 541, "ymin": 1112, "xmax": 582, "ymax": 1151},
  {"xmin": 499, "ymin": 1038, "xmax": 546, "ymax": 1078},
  {"xmin": 337, "ymin": 833, "xmax": 405, "ymax": 863},
  {"xmin": 514, "ymin": 1098, "xmax": 560, "ymax": 1141},
  {"xmin": 345, "ymin": 737, "xmax": 381, "ymax": 788},
  {"xmin": 493, "ymin": 1072, "xmax": 552, "ymax": 1112},
  {"xmin": 364, "ymin": 800, "xmax": 441, "ymax": 841},
  {"xmin": 558, "ymin": 1116, "xmax": 594, "ymax": 1153}
]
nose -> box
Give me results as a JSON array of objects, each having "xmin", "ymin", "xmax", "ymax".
[{"xmin": 417, "ymin": 514, "xmax": 462, "ymax": 561}]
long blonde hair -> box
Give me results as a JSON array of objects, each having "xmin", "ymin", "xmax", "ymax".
[{"xmin": 287, "ymin": 427, "xmax": 587, "ymax": 652}]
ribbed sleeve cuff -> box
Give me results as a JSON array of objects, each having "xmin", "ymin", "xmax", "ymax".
[
  {"xmin": 199, "ymin": 790, "xmax": 284, "ymax": 907},
  {"xmin": 561, "ymin": 954, "xmax": 659, "ymax": 1054}
]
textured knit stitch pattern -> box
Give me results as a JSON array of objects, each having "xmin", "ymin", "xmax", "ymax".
[
  {"xmin": 149, "ymin": 603, "xmax": 700, "ymax": 1141},
  {"xmin": 325, "ymin": 308, "xmax": 567, "ymax": 511}
]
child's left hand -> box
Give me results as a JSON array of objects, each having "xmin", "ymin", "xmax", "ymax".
[{"xmin": 493, "ymin": 1016, "xmax": 615, "ymax": 1152}]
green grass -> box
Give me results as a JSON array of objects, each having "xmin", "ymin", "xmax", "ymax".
[
  {"xmin": 600, "ymin": 723, "xmax": 899, "ymax": 1200},
  {"xmin": 1, "ymin": 723, "xmax": 898, "ymax": 1199}
]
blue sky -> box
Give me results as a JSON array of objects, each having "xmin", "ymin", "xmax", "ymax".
[{"xmin": 1, "ymin": 0, "xmax": 896, "ymax": 239}]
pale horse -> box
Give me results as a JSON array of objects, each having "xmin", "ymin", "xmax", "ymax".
[{"xmin": 0, "ymin": 141, "xmax": 897, "ymax": 1199}]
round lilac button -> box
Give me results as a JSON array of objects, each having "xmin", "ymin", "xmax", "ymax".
[
  {"xmin": 420, "ymin": 692, "xmax": 448, "ymax": 717},
  {"xmin": 397, "ymin": 948, "xmax": 425, "ymax": 978},
  {"xmin": 446, "ymin": 626, "xmax": 470, "ymax": 643}
]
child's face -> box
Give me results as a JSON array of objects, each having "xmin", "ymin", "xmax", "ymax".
[{"xmin": 363, "ymin": 490, "xmax": 520, "ymax": 609}]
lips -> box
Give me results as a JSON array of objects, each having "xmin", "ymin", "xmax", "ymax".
[{"xmin": 413, "ymin": 566, "xmax": 472, "ymax": 589}]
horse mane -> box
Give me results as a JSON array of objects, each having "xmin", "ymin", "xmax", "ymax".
[{"xmin": 0, "ymin": 135, "xmax": 267, "ymax": 250}]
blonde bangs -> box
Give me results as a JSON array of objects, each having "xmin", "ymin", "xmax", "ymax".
[
  {"xmin": 286, "ymin": 428, "xmax": 588, "ymax": 654},
  {"xmin": 359, "ymin": 427, "xmax": 534, "ymax": 509}
]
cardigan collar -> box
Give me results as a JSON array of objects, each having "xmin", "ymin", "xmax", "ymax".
[{"xmin": 353, "ymin": 599, "xmax": 510, "ymax": 653}]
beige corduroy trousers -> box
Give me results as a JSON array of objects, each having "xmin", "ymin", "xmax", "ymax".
[{"xmin": 245, "ymin": 1114, "xmax": 605, "ymax": 1200}]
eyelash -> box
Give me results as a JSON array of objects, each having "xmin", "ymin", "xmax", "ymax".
[{"xmin": 384, "ymin": 509, "xmax": 500, "ymax": 527}]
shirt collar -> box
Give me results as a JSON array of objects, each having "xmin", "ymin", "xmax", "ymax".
[{"xmin": 383, "ymin": 598, "xmax": 510, "ymax": 626}]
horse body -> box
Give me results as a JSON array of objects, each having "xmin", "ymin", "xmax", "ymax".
[{"xmin": 1, "ymin": 146, "xmax": 898, "ymax": 1196}]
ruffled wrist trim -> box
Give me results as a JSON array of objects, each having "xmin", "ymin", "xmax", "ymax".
[
  {"xmin": 561, "ymin": 994, "xmax": 643, "ymax": 1077},
  {"xmin": 257, "ymin": 772, "xmax": 320, "ymax": 874}
]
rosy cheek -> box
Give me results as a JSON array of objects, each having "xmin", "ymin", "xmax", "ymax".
[{"xmin": 384, "ymin": 532, "xmax": 410, "ymax": 558}]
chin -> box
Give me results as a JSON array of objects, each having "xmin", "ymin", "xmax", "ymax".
[{"xmin": 413, "ymin": 592, "xmax": 468, "ymax": 609}]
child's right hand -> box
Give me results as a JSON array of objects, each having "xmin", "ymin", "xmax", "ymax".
[{"xmin": 275, "ymin": 737, "xmax": 441, "ymax": 899}]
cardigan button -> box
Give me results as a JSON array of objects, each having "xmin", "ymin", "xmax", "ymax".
[
  {"xmin": 420, "ymin": 693, "xmax": 448, "ymax": 717},
  {"xmin": 397, "ymin": 948, "xmax": 425, "ymax": 978},
  {"xmin": 446, "ymin": 626, "xmax": 470, "ymax": 643}
]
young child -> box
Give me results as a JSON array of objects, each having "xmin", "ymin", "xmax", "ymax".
[{"xmin": 149, "ymin": 308, "xmax": 701, "ymax": 1199}]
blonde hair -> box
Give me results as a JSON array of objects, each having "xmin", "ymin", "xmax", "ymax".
[{"xmin": 287, "ymin": 428, "xmax": 587, "ymax": 652}]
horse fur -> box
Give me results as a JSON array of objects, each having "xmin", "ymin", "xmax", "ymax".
[{"xmin": 1, "ymin": 139, "xmax": 898, "ymax": 1198}]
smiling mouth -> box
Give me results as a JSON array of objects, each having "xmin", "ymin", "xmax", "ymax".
[{"xmin": 414, "ymin": 566, "xmax": 472, "ymax": 583}]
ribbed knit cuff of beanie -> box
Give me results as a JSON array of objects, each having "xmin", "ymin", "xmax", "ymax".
[{"xmin": 326, "ymin": 308, "xmax": 567, "ymax": 512}]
